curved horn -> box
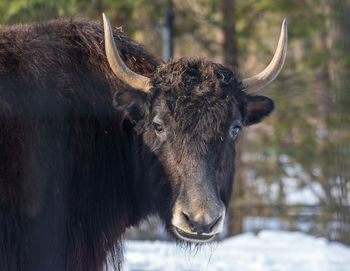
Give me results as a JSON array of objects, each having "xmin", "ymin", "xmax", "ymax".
[
  {"xmin": 242, "ymin": 18, "xmax": 288, "ymax": 93},
  {"xmin": 102, "ymin": 13, "xmax": 151, "ymax": 92}
]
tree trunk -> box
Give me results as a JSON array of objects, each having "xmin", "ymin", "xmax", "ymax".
[
  {"xmin": 93, "ymin": 0, "xmax": 103, "ymax": 15},
  {"xmin": 328, "ymin": 0, "xmax": 350, "ymax": 245},
  {"xmin": 221, "ymin": 0, "xmax": 243, "ymax": 237},
  {"xmin": 221, "ymin": 0, "xmax": 238, "ymax": 68},
  {"xmin": 162, "ymin": 0, "xmax": 174, "ymax": 61}
]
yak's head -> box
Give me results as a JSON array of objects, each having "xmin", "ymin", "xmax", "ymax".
[{"xmin": 103, "ymin": 14, "xmax": 287, "ymax": 242}]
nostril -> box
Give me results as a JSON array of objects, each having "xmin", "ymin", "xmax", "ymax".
[
  {"xmin": 182, "ymin": 211, "xmax": 190, "ymax": 222},
  {"xmin": 208, "ymin": 215, "xmax": 222, "ymax": 232},
  {"xmin": 182, "ymin": 212, "xmax": 197, "ymax": 232}
]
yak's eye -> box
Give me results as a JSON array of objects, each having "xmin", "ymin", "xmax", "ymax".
[
  {"xmin": 230, "ymin": 126, "xmax": 241, "ymax": 138},
  {"xmin": 153, "ymin": 122, "xmax": 163, "ymax": 132}
]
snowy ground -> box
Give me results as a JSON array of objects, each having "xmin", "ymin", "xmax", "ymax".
[{"xmin": 123, "ymin": 230, "xmax": 350, "ymax": 271}]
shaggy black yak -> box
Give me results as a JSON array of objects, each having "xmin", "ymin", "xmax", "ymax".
[{"xmin": 0, "ymin": 13, "xmax": 287, "ymax": 270}]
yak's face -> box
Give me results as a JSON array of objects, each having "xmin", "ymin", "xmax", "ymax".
[
  {"xmin": 113, "ymin": 59, "xmax": 274, "ymax": 242},
  {"xmin": 103, "ymin": 13, "xmax": 286, "ymax": 242}
]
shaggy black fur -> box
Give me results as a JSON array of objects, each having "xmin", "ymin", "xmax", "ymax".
[
  {"xmin": 0, "ymin": 18, "xmax": 274, "ymax": 271},
  {"xmin": 0, "ymin": 18, "xmax": 160, "ymax": 271}
]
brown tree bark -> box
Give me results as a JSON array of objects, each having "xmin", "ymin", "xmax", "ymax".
[
  {"xmin": 93, "ymin": 0, "xmax": 103, "ymax": 14},
  {"xmin": 221, "ymin": 0, "xmax": 243, "ymax": 237},
  {"xmin": 221, "ymin": 0, "xmax": 238, "ymax": 68},
  {"xmin": 328, "ymin": 0, "xmax": 350, "ymax": 245}
]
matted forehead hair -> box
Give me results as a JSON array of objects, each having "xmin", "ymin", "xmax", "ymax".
[{"xmin": 151, "ymin": 57, "xmax": 243, "ymax": 98}]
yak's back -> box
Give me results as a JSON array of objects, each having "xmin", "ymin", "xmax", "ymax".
[
  {"xmin": 0, "ymin": 18, "xmax": 159, "ymax": 77},
  {"xmin": 0, "ymin": 19, "xmax": 159, "ymax": 109}
]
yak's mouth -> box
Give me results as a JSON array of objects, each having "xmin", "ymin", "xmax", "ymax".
[{"xmin": 173, "ymin": 226, "xmax": 215, "ymax": 242}]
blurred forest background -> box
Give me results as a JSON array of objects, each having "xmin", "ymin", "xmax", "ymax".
[{"xmin": 1, "ymin": 0, "xmax": 349, "ymax": 245}]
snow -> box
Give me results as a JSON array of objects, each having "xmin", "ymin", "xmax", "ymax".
[{"xmin": 123, "ymin": 230, "xmax": 350, "ymax": 271}]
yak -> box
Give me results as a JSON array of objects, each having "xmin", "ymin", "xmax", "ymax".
[{"xmin": 0, "ymin": 13, "xmax": 287, "ymax": 271}]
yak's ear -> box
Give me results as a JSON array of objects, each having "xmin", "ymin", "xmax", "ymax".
[
  {"xmin": 243, "ymin": 95, "xmax": 274, "ymax": 126},
  {"xmin": 113, "ymin": 88, "xmax": 148, "ymax": 122}
]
